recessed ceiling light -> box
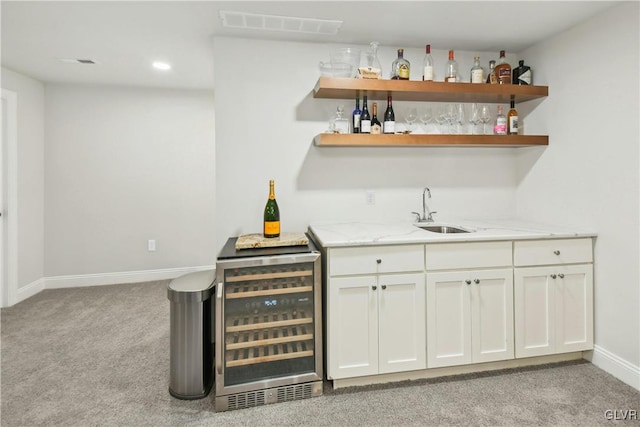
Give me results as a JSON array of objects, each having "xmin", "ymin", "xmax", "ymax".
[
  {"xmin": 219, "ymin": 10, "xmax": 342, "ymax": 35},
  {"xmin": 152, "ymin": 61, "xmax": 171, "ymax": 71}
]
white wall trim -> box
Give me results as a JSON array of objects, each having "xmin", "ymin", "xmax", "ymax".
[
  {"xmin": 585, "ymin": 345, "xmax": 640, "ymax": 391},
  {"xmin": 16, "ymin": 277, "xmax": 46, "ymax": 304},
  {"xmin": 44, "ymin": 265, "xmax": 216, "ymax": 290}
]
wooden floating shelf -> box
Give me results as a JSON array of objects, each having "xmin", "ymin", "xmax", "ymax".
[
  {"xmin": 313, "ymin": 77, "xmax": 549, "ymax": 104},
  {"xmin": 314, "ymin": 133, "xmax": 549, "ymax": 148}
]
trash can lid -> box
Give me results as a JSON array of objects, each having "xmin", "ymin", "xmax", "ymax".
[{"xmin": 167, "ymin": 269, "xmax": 215, "ymax": 302}]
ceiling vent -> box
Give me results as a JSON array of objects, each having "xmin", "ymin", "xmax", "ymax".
[
  {"xmin": 219, "ymin": 10, "xmax": 342, "ymax": 35},
  {"xmin": 58, "ymin": 58, "xmax": 97, "ymax": 64}
]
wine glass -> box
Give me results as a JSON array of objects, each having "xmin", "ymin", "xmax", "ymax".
[
  {"xmin": 435, "ymin": 108, "xmax": 447, "ymax": 133},
  {"xmin": 404, "ymin": 107, "xmax": 418, "ymax": 133},
  {"xmin": 456, "ymin": 104, "xmax": 466, "ymax": 134},
  {"xmin": 469, "ymin": 103, "xmax": 480, "ymax": 134},
  {"xmin": 420, "ymin": 107, "xmax": 433, "ymax": 133},
  {"xmin": 445, "ymin": 103, "xmax": 457, "ymax": 133},
  {"xmin": 479, "ymin": 104, "xmax": 492, "ymax": 134}
]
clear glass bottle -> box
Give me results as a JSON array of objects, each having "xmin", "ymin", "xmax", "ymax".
[
  {"xmin": 361, "ymin": 41, "xmax": 382, "ymax": 79},
  {"xmin": 494, "ymin": 50, "xmax": 512, "ymax": 84},
  {"xmin": 470, "ymin": 56, "xmax": 484, "ymax": 84},
  {"xmin": 391, "ymin": 48, "xmax": 410, "ymax": 80},
  {"xmin": 423, "ymin": 44, "xmax": 434, "ymax": 81},
  {"xmin": 333, "ymin": 105, "xmax": 349, "ymax": 134},
  {"xmin": 445, "ymin": 50, "xmax": 458, "ymax": 83},
  {"xmin": 494, "ymin": 105, "xmax": 507, "ymax": 135},
  {"xmin": 486, "ymin": 60, "xmax": 497, "ymax": 84}
]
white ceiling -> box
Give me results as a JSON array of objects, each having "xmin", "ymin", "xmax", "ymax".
[{"xmin": 1, "ymin": 1, "xmax": 618, "ymax": 90}]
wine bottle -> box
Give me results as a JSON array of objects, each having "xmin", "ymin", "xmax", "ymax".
[
  {"xmin": 470, "ymin": 56, "xmax": 484, "ymax": 84},
  {"xmin": 361, "ymin": 95, "xmax": 371, "ymax": 134},
  {"xmin": 513, "ymin": 60, "xmax": 532, "ymax": 85},
  {"xmin": 507, "ymin": 99, "xmax": 519, "ymax": 135},
  {"xmin": 352, "ymin": 96, "xmax": 361, "ymax": 134},
  {"xmin": 494, "ymin": 105, "xmax": 507, "ymax": 135},
  {"xmin": 370, "ymin": 102, "xmax": 382, "ymax": 134},
  {"xmin": 445, "ymin": 50, "xmax": 458, "ymax": 82},
  {"xmin": 423, "ymin": 44, "xmax": 434, "ymax": 81},
  {"xmin": 494, "ymin": 50, "xmax": 511, "ymax": 84},
  {"xmin": 391, "ymin": 48, "xmax": 410, "ymax": 80},
  {"xmin": 263, "ymin": 180, "xmax": 280, "ymax": 238},
  {"xmin": 383, "ymin": 96, "xmax": 395, "ymax": 134},
  {"xmin": 486, "ymin": 60, "xmax": 497, "ymax": 84}
]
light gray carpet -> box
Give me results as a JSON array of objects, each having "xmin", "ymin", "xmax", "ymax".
[{"xmin": 1, "ymin": 281, "xmax": 638, "ymax": 426}]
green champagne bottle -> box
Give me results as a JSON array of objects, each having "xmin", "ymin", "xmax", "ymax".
[{"xmin": 263, "ymin": 180, "xmax": 280, "ymax": 238}]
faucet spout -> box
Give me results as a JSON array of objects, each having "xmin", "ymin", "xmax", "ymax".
[{"xmin": 421, "ymin": 187, "xmax": 436, "ymax": 222}]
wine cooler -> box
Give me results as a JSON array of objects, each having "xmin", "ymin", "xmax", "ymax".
[{"xmin": 214, "ymin": 237, "xmax": 323, "ymax": 411}]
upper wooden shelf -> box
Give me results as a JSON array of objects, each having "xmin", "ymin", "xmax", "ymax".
[
  {"xmin": 313, "ymin": 77, "xmax": 548, "ymax": 104},
  {"xmin": 314, "ymin": 133, "xmax": 549, "ymax": 148}
]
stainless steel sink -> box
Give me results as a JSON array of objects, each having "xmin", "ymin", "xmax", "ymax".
[{"xmin": 415, "ymin": 224, "xmax": 474, "ymax": 234}]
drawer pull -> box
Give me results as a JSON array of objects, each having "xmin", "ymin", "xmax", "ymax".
[
  {"xmin": 381, "ymin": 285, "xmax": 387, "ymax": 290},
  {"xmin": 372, "ymin": 285, "xmax": 377, "ymax": 290},
  {"xmin": 554, "ymin": 250, "xmax": 561, "ymax": 255},
  {"xmin": 558, "ymin": 273, "xmax": 565, "ymax": 278},
  {"xmin": 376, "ymin": 259, "xmax": 382, "ymax": 264},
  {"xmin": 550, "ymin": 274, "xmax": 557, "ymax": 279},
  {"xmin": 465, "ymin": 280, "xmax": 471, "ymax": 285},
  {"xmin": 474, "ymin": 279, "xmax": 480, "ymax": 284}
]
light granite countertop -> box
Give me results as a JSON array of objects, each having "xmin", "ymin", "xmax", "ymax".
[{"xmin": 307, "ymin": 219, "xmax": 597, "ymax": 248}]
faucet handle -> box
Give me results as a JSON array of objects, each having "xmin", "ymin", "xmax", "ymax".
[
  {"xmin": 427, "ymin": 211, "xmax": 438, "ymax": 222},
  {"xmin": 411, "ymin": 212, "xmax": 422, "ymax": 222}
]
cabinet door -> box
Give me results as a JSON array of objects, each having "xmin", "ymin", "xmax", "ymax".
[
  {"xmin": 555, "ymin": 264, "xmax": 593, "ymax": 353},
  {"xmin": 470, "ymin": 269, "xmax": 514, "ymax": 363},
  {"xmin": 378, "ymin": 273, "xmax": 426, "ymax": 374},
  {"xmin": 427, "ymin": 271, "xmax": 471, "ymax": 368},
  {"xmin": 514, "ymin": 266, "xmax": 556, "ymax": 358},
  {"xmin": 327, "ymin": 276, "xmax": 378, "ymax": 379}
]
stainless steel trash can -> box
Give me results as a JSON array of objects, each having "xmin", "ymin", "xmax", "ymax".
[{"xmin": 167, "ymin": 269, "xmax": 215, "ymax": 400}]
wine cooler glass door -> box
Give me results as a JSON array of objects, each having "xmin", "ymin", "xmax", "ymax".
[{"xmin": 217, "ymin": 258, "xmax": 320, "ymax": 392}]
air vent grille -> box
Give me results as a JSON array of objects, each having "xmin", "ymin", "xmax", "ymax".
[
  {"xmin": 219, "ymin": 10, "xmax": 342, "ymax": 35},
  {"xmin": 276, "ymin": 383, "xmax": 313, "ymax": 402},
  {"xmin": 228, "ymin": 390, "xmax": 266, "ymax": 410}
]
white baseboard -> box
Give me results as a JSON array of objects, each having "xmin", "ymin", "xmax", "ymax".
[
  {"xmin": 44, "ymin": 265, "xmax": 216, "ymax": 290},
  {"xmin": 585, "ymin": 345, "xmax": 640, "ymax": 390},
  {"xmin": 15, "ymin": 278, "xmax": 46, "ymax": 305}
]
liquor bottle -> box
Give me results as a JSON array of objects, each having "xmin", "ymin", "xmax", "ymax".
[
  {"xmin": 263, "ymin": 180, "xmax": 280, "ymax": 238},
  {"xmin": 422, "ymin": 44, "xmax": 434, "ymax": 81},
  {"xmin": 391, "ymin": 48, "xmax": 410, "ymax": 80},
  {"xmin": 352, "ymin": 97, "xmax": 361, "ymax": 134},
  {"xmin": 507, "ymin": 99, "xmax": 519, "ymax": 135},
  {"xmin": 470, "ymin": 56, "xmax": 484, "ymax": 84},
  {"xmin": 383, "ymin": 96, "xmax": 395, "ymax": 134},
  {"xmin": 486, "ymin": 60, "xmax": 497, "ymax": 84},
  {"xmin": 494, "ymin": 50, "xmax": 511, "ymax": 84},
  {"xmin": 370, "ymin": 102, "xmax": 382, "ymax": 134},
  {"xmin": 513, "ymin": 60, "xmax": 532, "ymax": 85},
  {"xmin": 445, "ymin": 50, "xmax": 458, "ymax": 82},
  {"xmin": 494, "ymin": 105, "xmax": 507, "ymax": 135},
  {"xmin": 361, "ymin": 96, "xmax": 371, "ymax": 134},
  {"xmin": 332, "ymin": 105, "xmax": 349, "ymax": 134}
]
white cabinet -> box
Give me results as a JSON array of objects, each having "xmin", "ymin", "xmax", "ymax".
[
  {"xmin": 514, "ymin": 239, "xmax": 594, "ymax": 358},
  {"xmin": 426, "ymin": 269, "xmax": 514, "ymax": 368},
  {"xmin": 326, "ymin": 245, "xmax": 426, "ymax": 379}
]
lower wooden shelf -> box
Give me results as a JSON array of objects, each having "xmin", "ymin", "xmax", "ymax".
[{"xmin": 314, "ymin": 133, "xmax": 548, "ymax": 148}]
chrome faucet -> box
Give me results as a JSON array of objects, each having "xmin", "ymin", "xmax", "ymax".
[{"xmin": 412, "ymin": 187, "xmax": 437, "ymax": 223}]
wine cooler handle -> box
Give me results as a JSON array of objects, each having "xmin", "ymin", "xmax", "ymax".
[{"xmin": 216, "ymin": 282, "xmax": 224, "ymax": 376}]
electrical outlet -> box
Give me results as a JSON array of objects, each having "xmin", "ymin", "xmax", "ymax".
[
  {"xmin": 365, "ymin": 190, "xmax": 376, "ymax": 205},
  {"xmin": 148, "ymin": 239, "xmax": 156, "ymax": 252}
]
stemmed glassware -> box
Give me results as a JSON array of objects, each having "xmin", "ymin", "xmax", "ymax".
[
  {"xmin": 456, "ymin": 104, "xmax": 466, "ymax": 134},
  {"xmin": 420, "ymin": 107, "xmax": 433, "ymax": 133},
  {"xmin": 469, "ymin": 103, "xmax": 480, "ymax": 134},
  {"xmin": 404, "ymin": 107, "xmax": 418, "ymax": 133},
  {"xmin": 479, "ymin": 104, "xmax": 492, "ymax": 134},
  {"xmin": 445, "ymin": 104, "xmax": 457, "ymax": 133}
]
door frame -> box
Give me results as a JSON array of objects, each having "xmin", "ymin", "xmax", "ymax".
[{"xmin": 1, "ymin": 88, "xmax": 19, "ymax": 307}]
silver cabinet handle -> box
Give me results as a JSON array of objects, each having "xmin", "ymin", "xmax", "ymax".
[
  {"xmin": 381, "ymin": 284, "xmax": 387, "ymax": 290},
  {"xmin": 558, "ymin": 273, "xmax": 565, "ymax": 278},
  {"xmin": 474, "ymin": 279, "xmax": 480, "ymax": 284},
  {"xmin": 550, "ymin": 274, "xmax": 557, "ymax": 279},
  {"xmin": 554, "ymin": 250, "xmax": 560, "ymax": 255},
  {"xmin": 216, "ymin": 282, "xmax": 224, "ymax": 376},
  {"xmin": 376, "ymin": 259, "xmax": 382, "ymax": 264},
  {"xmin": 465, "ymin": 280, "xmax": 471, "ymax": 285},
  {"xmin": 372, "ymin": 285, "xmax": 377, "ymax": 290}
]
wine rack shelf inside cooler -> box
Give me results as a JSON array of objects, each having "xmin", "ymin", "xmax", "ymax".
[{"xmin": 225, "ymin": 268, "xmax": 313, "ymax": 299}]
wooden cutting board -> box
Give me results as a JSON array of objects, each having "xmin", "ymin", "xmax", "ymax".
[{"xmin": 235, "ymin": 232, "xmax": 309, "ymax": 250}]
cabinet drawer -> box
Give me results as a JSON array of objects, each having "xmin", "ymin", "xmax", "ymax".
[
  {"xmin": 514, "ymin": 238, "xmax": 593, "ymax": 266},
  {"xmin": 426, "ymin": 242, "xmax": 512, "ymax": 270},
  {"xmin": 329, "ymin": 245, "xmax": 424, "ymax": 276}
]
